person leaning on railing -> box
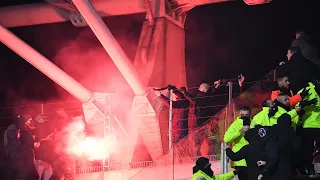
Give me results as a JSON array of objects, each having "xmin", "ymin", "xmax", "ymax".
[
  {"xmin": 181, "ymin": 81, "xmax": 221, "ymax": 127},
  {"xmin": 154, "ymin": 85, "xmax": 190, "ymax": 143}
]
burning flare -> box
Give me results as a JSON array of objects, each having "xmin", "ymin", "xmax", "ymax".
[{"xmin": 63, "ymin": 116, "xmax": 117, "ymax": 161}]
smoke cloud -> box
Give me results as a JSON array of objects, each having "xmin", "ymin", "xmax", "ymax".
[{"xmin": 59, "ymin": 116, "xmax": 117, "ymax": 161}]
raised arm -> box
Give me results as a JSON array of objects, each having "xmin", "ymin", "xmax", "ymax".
[
  {"xmin": 180, "ymin": 87, "xmax": 197, "ymax": 105},
  {"xmin": 225, "ymin": 145, "xmax": 248, "ymax": 161},
  {"xmin": 224, "ymin": 120, "xmax": 243, "ymax": 144}
]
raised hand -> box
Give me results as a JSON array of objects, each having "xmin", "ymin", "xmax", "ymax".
[
  {"xmin": 257, "ymin": 160, "xmax": 266, "ymax": 166},
  {"xmin": 238, "ymin": 74, "xmax": 245, "ymax": 87}
]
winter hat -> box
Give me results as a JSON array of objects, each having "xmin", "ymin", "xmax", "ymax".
[
  {"xmin": 196, "ymin": 157, "xmax": 210, "ymax": 167},
  {"xmin": 193, "ymin": 157, "xmax": 211, "ymax": 174}
]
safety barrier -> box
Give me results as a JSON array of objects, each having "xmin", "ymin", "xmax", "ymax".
[{"xmin": 0, "ymin": 69, "xmax": 275, "ymax": 179}]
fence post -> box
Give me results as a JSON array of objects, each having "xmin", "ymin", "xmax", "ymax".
[
  {"xmin": 169, "ymin": 89, "xmax": 173, "ymax": 150},
  {"xmin": 222, "ymin": 81, "xmax": 233, "ymax": 173},
  {"xmin": 168, "ymin": 89, "xmax": 174, "ymax": 180}
]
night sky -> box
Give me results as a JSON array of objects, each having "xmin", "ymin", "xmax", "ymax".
[{"xmin": 0, "ymin": 0, "xmax": 319, "ymax": 126}]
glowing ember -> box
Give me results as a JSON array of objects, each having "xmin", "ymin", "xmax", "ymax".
[{"xmin": 63, "ymin": 116, "xmax": 117, "ymax": 161}]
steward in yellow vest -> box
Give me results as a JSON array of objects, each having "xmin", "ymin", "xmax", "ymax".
[
  {"xmin": 250, "ymin": 94, "xmax": 312, "ymax": 130},
  {"xmin": 223, "ymin": 106, "xmax": 251, "ymax": 180},
  {"xmin": 295, "ymin": 82, "xmax": 320, "ymax": 175},
  {"xmin": 192, "ymin": 157, "xmax": 236, "ymax": 180}
]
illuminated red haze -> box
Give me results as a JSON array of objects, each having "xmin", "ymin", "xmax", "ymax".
[{"xmin": 63, "ymin": 117, "xmax": 117, "ymax": 161}]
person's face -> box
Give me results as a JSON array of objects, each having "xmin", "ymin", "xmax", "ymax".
[
  {"xmin": 296, "ymin": 32, "xmax": 300, "ymax": 39},
  {"xmin": 266, "ymin": 100, "xmax": 275, "ymax": 107},
  {"xmin": 17, "ymin": 130, "xmax": 20, "ymax": 139},
  {"xmin": 277, "ymin": 77, "xmax": 290, "ymax": 89},
  {"xmin": 277, "ymin": 95, "xmax": 290, "ymax": 107},
  {"xmin": 204, "ymin": 162, "xmax": 211, "ymax": 169},
  {"xmin": 239, "ymin": 110, "xmax": 250, "ymax": 118},
  {"xmin": 287, "ymin": 50, "xmax": 293, "ymax": 60},
  {"xmin": 198, "ymin": 84, "xmax": 210, "ymax": 93}
]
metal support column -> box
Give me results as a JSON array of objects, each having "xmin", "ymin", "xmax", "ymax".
[
  {"xmin": 168, "ymin": 89, "xmax": 174, "ymax": 180},
  {"xmin": 169, "ymin": 89, "xmax": 173, "ymax": 149},
  {"xmin": 222, "ymin": 81, "xmax": 233, "ymax": 173},
  {"xmin": 101, "ymin": 96, "xmax": 112, "ymax": 179}
]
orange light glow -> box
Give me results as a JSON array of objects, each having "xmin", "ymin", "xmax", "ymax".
[{"xmin": 63, "ymin": 117, "xmax": 117, "ymax": 161}]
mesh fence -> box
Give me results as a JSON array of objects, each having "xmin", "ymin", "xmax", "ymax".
[
  {"xmin": 0, "ymin": 70, "xmax": 275, "ymax": 179},
  {"xmin": 128, "ymin": 70, "xmax": 275, "ymax": 180}
]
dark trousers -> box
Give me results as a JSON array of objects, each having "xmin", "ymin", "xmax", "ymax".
[
  {"xmin": 234, "ymin": 166, "xmax": 248, "ymax": 180},
  {"xmin": 173, "ymin": 118, "xmax": 188, "ymax": 143},
  {"xmin": 301, "ymin": 128, "xmax": 320, "ymax": 167}
]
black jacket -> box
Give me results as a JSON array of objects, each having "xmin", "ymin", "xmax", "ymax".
[
  {"xmin": 263, "ymin": 114, "xmax": 295, "ymax": 180},
  {"xmin": 277, "ymin": 52, "xmax": 320, "ymax": 94},
  {"xmin": 291, "ymin": 36, "xmax": 320, "ymax": 68},
  {"xmin": 159, "ymin": 94, "xmax": 189, "ymax": 141},
  {"xmin": 226, "ymin": 126, "xmax": 271, "ymax": 180},
  {"xmin": 184, "ymin": 88, "xmax": 217, "ymax": 126}
]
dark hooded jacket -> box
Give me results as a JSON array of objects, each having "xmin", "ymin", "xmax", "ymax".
[
  {"xmin": 226, "ymin": 125, "xmax": 273, "ymax": 180},
  {"xmin": 277, "ymin": 51, "xmax": 320, "ymax": 94},
  {"xmin": 291, "ymin": 33, "xmax": 320, "ymax": 68},
  {"xmin": 5, "ymin": 128, "xmax": 20, "ymax": 154},
  {"xmin": 17, "ymin": 114, "xmax": 39, "ymax": 180},
  {"xmin": 261, "ymin": 113, "xmax": 295, "ymax": 180},
  {"xmin": 184, "ymin": 87, "xmax": 218, "ymax": 126},
  {"xmin": 159, "ymin": 88, "xmax": 189, "ymax": 142}
]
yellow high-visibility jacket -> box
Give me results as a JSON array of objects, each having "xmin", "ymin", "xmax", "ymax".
[
  {"xmin": 192, "ymin": 170, "xmax": 235, "ymax": 180},
  {"xmin": 296, "ymin": 82, "xmax": 320, "ymax": 128},
  {"xmin": 224, "ymin": 117, "xmax": 249, "ymax": 167},
  {"xmin": 250, "ymin": 107, "xmax": 299, "ymax": 130}
]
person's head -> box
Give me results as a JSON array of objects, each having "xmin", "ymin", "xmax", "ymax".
[
  {"xmin": 296, "ymin": 30, "xmax": 301, "ymax": 39},
  {"xmin": 296, "ymin": 30, "xmax": 311, "ymax": 40},
  {"xmin": 262, "ymin": 99, "xmax": 274, "ymax": 107},
  {"xmin": 239, "ymin": 106, "xmax": 251, "ymax": 126},
  {"xmin": 198, "ymin": 83, "xmax": 210, "ymax": 93},
  {"xmin": 276, "ymin": 75, "xmax": 290, "ymax": 89},
  {"xmin": 287, "ymin": 47, "xmax": 300, "ymax": 60},
  {"xmin": 239, "ymin": 106, "xmax": 251, "ymax": 118},
  {"xmin": 245, "ymin": 125, "xmax": 270, "ymax": 143},
  {"xmin": 193, "ymin": 157, "xmax": 214, "ymax": 177},
  {"xmin": 276, "ymin": 93, "xmax": 290, "ymax": 107},
  {"xmin": 277, "ymin": 113, "xmax": 292, "ymax": 128},
  {"xmin": 19, "ymin": 114, "xmax": 36, "ymax": 130},
  {"xmin": 273, "ymin": 113, "xmax": 293, "ymax": 143},
  {"xmin": 244, "ymin": 126, "xmax": 260, "ymax": 143}
]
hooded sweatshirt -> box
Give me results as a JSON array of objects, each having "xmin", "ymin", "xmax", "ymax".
[
  {"xmin": 226, "ymin": 126, "xmax": 272, "ymax": 180},
  {"xmin": 291, "ymin": 32, "xmax": 320, "ymax": 68},
  {"xmin": 261, "ymin": 113, "xmax": 294, "ymax": 180},
  {"xmin": 4, "ymin": 124, "xmax": 17, "ymax": 147}
]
